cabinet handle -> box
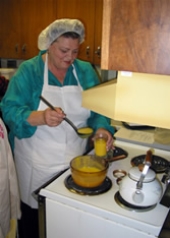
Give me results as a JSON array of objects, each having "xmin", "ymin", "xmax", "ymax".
[
  {"xmin": 15, "ymin": 44, "xmax": 19, "ymax": 53},
  {"xmin": 95, "ymin": 46, "xmax": 101, "ymax": 58},
  {"xmin": 22, "ymin": 44, "xmax": 27, "ymax": 53},
  {"xmin": 86, "ymin": 46, "xmax": 90, "ymax": 57}
]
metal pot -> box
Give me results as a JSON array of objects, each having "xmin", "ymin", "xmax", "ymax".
[
  {"xmin": 70, "ymin": 155, "xmax": 109, "ymax": 188},
  {"xmin": 119, "ymin": 150, "xmax": 163, "ymax": 207}
]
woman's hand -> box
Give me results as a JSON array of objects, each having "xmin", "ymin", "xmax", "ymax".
[
  {"xmin": 95, "ymin": 128, "xmax": 114, "ymax": 151},
  {"xmin": 27, "ymin": 108, "xmax": 65, "ymax": 127},
  {"xmin": 44, "ymin": 107, "xmax": 66, "ymax": 127}
]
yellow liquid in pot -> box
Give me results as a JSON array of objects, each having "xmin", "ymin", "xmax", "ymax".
[{"xmin": 79, "ymin": 166, "xmax": 101, "ymax": 173}]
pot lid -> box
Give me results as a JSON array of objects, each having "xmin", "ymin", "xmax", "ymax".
[{"xmin": 129, "ymin": 167, "xmax": 155, "ymax": 182}]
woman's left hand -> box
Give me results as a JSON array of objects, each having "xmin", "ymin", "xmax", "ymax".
[{"xmin": 95, "ymin": 128, "xmax": 114, "ymax": 151}]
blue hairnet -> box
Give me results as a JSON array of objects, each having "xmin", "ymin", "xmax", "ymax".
[{"xmin": 38, "ymin": 19, "xmax": 85, "ymax": 50}]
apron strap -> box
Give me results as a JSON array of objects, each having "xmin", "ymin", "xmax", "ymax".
[
  {"xmin": 72, "ymin": 64, "xmax": 83, "ymax": 91},
  {"xmin": 44, "ymin": 53, "xmax": 48, "ymax": 87}
]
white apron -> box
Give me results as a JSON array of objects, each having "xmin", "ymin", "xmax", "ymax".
[{"xmin": 14, "ymin": 54, "xmax": 90, "ymax": 208}]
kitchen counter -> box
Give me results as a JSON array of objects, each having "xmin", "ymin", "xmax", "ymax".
[{"xmin": 113, "ymin": 125, "xmax": 170, "ymax": 151}]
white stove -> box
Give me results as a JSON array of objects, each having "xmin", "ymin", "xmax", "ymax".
[{"xmin": 39, "ymin": 140, "xmax": 170, "ymax": 238}]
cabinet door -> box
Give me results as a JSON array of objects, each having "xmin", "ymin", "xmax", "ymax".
[
  {"xmin": 0, "ymin": 0, "xmax": 20, "ymax": 58},
  {"xmin": 101, "ymin": 0, "xmax": 170, "ymax": 75},
  {"xmin": 0, "ymin": 0, "xmax": 6, "ymax": 56},
  {"xmin": 20, "ymin": 0, "xmax": 57, "ymax": 59},
  {"xmin": 0, "ymin": 0, "xmax": 57, "ymax": 59},
  {"xmin": 0, "ymin": 0, "xmax": 103, "ymax": 63},
  {"xmin": 93, "ymin": 0, "xmax": 103, "ymax": 65},
  {"xmin": 55, "ymin": 0, "xmax": 96, "ymax": 63}
]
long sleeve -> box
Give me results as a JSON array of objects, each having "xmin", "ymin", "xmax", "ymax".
[{"xmin": 0, "ymin": 54, "xmax": 44, "ymax": 150}]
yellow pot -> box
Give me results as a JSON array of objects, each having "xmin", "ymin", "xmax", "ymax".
[{"xmin": 70, "ymin": 155, "xmax": 108, "ymax": 188}]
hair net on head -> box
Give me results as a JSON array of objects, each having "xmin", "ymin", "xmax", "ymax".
[{"xmin": 38, "ymin": 18, "xmax": 85, "ymax": 50}]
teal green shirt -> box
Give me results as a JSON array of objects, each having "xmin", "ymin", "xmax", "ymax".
[{"xmin": 1, "ymin": 51, "xmax": 114, "ymax": 150}]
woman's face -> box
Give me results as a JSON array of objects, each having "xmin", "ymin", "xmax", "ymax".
[{"xmin": 48, "ymin": 36, "xmax": 80, "ymax": 70}]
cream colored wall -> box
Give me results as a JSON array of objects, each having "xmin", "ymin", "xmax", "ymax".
[{"xmin": 82, "ymin": 71, "xmax": 170, "ymax": 129}]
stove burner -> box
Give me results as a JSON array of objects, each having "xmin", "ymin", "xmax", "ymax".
[
  {"xmin": 114, "ymin": 192, "xmax": 156, "ymax": 212},
  {"xmin": 131, "ymin": 155, "xmax": 170, "ymax": 173},
  {"xmin": 64, "ymin": 175, "xmax": 112, "ymax": 195}
]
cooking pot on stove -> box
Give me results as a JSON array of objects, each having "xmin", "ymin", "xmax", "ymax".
[
  {"xmin": 70, "ymin": 155, "xmax": 109, "ymax": 188},
  {"xmin": 119, "ymin": 150, "xmax": 163, "ymax": 207}
]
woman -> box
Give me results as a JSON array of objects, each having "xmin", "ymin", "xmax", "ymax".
[{"xmin": 1, "ymin": 19, "xmax": 114, "ymax": 238}]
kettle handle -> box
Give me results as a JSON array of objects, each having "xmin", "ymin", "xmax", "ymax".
[
  {"xmin": 137, "ymin": 150, "xmax": 153, "ymax": 189},
  {"xmin": 145, "ymin": 149, "xmax": 153, "ymax": 164},
  {"xmin": 138, "ymin": 149, "xmax": 152, "ymax": 171}
]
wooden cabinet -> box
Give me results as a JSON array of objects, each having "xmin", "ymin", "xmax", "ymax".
[
  {"xmin": 101, "ymin": 0, "xmax": 170, "ymax": 75},
  {"xmin": 93, "ymin": 0, "xmax": 103, "ymax": 65},
  {"xmin": 19, "ymin": 0, "xmax": 57, "ymax": 59},
  {"xmin": 56, "ymin": 0, "xmax": 103, "ymax": 65},
  {"xmin": 0, "ymin": 0, "xmax": 57, "ymax": 59},
  {"xmin": 0, "ymin": 0, "xmax": 20, "ymax": 58},
  {"xmin": 0, "ymin": 0, "xmax": 103, "ymax": 64}
]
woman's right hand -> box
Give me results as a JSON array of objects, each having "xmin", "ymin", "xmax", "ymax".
[
  {"xmin": 44, "ymin": 107, "xmax": 66, "ymax": 127},
  {"xmin": 27, "ymin": 108, "xmax": 66, "ymax": 127}
]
